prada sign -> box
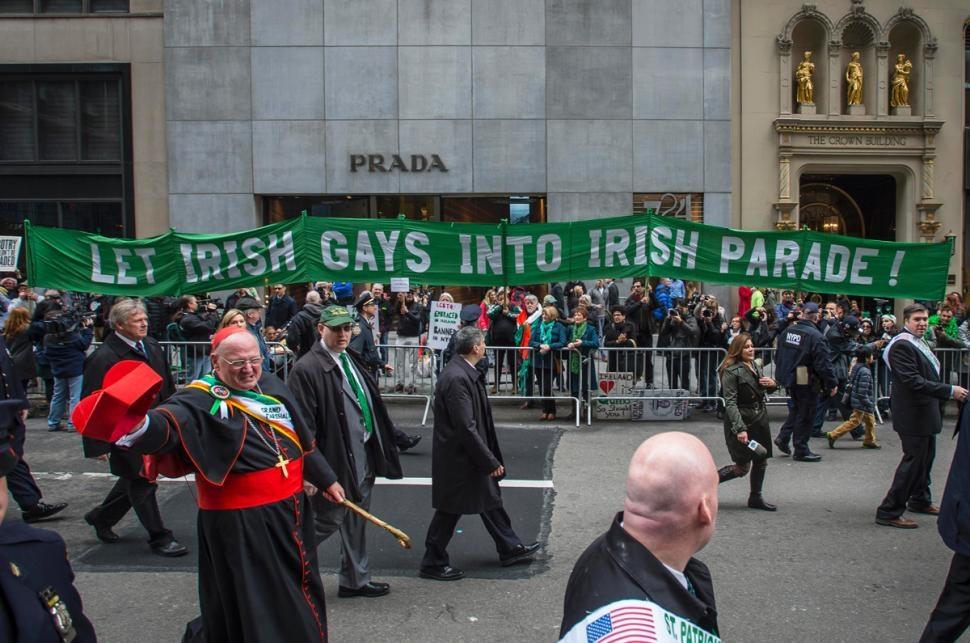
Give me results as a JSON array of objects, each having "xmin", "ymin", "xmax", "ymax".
[{"xmin": 350, "ymin": 154, "xmax": 449, "ymax": 173}]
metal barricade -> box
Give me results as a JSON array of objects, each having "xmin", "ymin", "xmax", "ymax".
[
  {"xmin": 375, "ymin": 343, "xmax": 435, "ymax": 425},
  {"xmin": 588, "ymin": 347, "xmax": 728, "ymax": 424},
  {"xmin": 481, "ymin": 345, "xmax": 582, "ymax": 427}
]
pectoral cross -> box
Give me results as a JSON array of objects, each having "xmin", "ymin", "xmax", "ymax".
[{"xmin": 275, "ymin": 453, "xmax": 291, "ymax": 478}]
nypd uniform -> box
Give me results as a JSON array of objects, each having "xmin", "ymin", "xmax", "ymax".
[{"xmin": 774, "ymin": 311, "xmax": 837, "ymax": 459}]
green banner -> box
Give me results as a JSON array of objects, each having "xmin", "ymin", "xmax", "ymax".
[{"xmin": 24, "ymin": 214, "xmax": 951, "ymax": 299}]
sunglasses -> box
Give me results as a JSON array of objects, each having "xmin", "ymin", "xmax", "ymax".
[{"xmin": 330, "ymin": 324, "xmax": 354, "ymax": 333}]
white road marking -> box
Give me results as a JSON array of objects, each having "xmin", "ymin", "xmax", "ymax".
[{"xmin": 31, "ymin": 472, "xmax": 554, "ymax": 489}]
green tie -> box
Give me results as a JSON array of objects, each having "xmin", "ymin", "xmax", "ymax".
[{"xmin": 339, "ymin": 352, "xmax": 373, "ymax": 436}]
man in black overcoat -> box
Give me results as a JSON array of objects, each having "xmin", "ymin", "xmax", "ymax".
[
  {"xmin": 418, "ymin": 326, "xmax": 539, "ymax": 581},
  {"xmin": 921, "ymin": 403, "xmax": 970, "ymax": 641},
  {"xmin": 81, "ymin": 298, "xmax": 186, "ymax": 556},
  {"xmin": 560, "ymin": 432, "xmax": 719, "ymax": 639},
  {"xmin": 288, "ymin": 305, "xmax": 403, "ymax": 598},
  {"xmin": 876, "ymin": 304, "xmax": 969, "ymax": 529}
]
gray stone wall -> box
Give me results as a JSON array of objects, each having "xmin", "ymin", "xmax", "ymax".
[{"xmin": 164, "ymin": 0, "xmax": 731, "ymax": 230}]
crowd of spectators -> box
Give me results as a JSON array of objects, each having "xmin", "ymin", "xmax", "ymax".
[{"xmin": 3, "ymin": 272, "xmax": 969, "ymax": 427}]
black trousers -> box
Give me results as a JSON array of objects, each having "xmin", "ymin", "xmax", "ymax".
[
  {"xmin": 877, "ymin": 433, "xmax": 936, "ymax": 520},
  {"xmin": 7, "ymin": 421, "xmax": 42, "ymax": 510},
  {"xmin": 89, "ymin": 450, "xmax": 172, "ymax": 545},
  {"xmin": 421, "ymin": 507, "xmax": 522, "ymax": 568},
  {"xmin": 777, "ymin": 384, "xmax": 818, "ymax": 456},
  {"xmin": 920, "ymin": 551, "xmax": 970, "ymax": 642},
  {"xmin": 636, "ymin": 333, "xmax": 654, "ymax": 384}
]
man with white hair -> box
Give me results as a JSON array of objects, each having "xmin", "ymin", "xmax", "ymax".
[
  {"xmin": 559, "ymin": 432, "xmax": 720, "ymax": 639},
  {"xmin": 81, "ymin": 298, "xmax": 185, "ymax": 557}
]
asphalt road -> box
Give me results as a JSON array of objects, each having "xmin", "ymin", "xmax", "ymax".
[{"xmin": 10, "ymin": 400, "xmax": 964, "ymax": 642}]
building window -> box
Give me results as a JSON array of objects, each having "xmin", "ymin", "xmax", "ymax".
[
  {"xmin": 0, "ymin": 77, "xmax": 122, "ymax": 162},
  {"xmin": 0, "ymin": 0, "xmax": 128, "ymax": 13},
  {"xmin": 0, "ymin": 64, "xmax": 132, "ymax": 239}
]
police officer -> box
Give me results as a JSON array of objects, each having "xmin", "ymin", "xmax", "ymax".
[
  {"xmin": 0, "ymin": 398, "xmax": 96, "ymax": 642},
  {"xmin": 773, "ymin": 302, "xmax": 838, "ymax": 462}
]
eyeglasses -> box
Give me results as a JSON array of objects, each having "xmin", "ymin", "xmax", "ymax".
[
  {"xmin": 330, "ymin": 324, "xmax": 354, "ymax": 333},
  {"xmin": 220, "ymin": 356, "xmax": 263, "ymax": 368}
]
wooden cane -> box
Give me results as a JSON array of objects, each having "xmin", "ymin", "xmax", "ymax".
[{"xmin": 342, "ymin": 499, "xmax": 412, "ymax": 549}]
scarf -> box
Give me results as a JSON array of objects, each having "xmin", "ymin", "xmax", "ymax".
[
  {"xmin": 883, "ymin": 329, "xmax": 940, "ymax": 377},
  {"xmin": 569, "ymin": 322, "xmax": 587, "ymax": 374},
  {"xmin": 187, "ymin": 375, "xmax": 301, "ymax": 448},
  {"xmin": 539, "ymin": 320, "xmax": 555, "ymax": 345}
]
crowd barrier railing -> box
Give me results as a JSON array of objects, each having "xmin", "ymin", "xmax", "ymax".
[
  {"xmin": 480, "ymin": 344, "xmax": 582, "ymax": 427},
  {"xmin": 586, "ymin": 347, "xmax": 729, "ymax": 425},
  {"xmin": 375, "ymin": 343, "xmax": 435, "ymax": 425}
]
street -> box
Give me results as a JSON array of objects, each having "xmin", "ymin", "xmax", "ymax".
[{"xmin": 14, "ymin": 400, "xmax": 958, "ymax": 642}]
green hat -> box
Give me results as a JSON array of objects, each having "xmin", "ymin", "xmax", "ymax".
[{"xmin": 319, "ymin": 305, "xmax": 355, "ymax": 327}]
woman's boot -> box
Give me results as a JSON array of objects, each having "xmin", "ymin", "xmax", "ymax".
[
  {"xmin": 718, "ymin": 465, "xmax": 741, "ymax": 484},
  {"xmin": 747, "ymin": 462, "xmax": 776, "ymax": 511}
]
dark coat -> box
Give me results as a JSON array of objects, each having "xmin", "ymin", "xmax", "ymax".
[
  {"xmin": 887, "ymin": 332, "xmax": 953, "ymax": 436},
  {"xmin": 81, "ymin": 332, "xmax": 176, "ymax": 459},
  {"xmin": 178, "ymin": 310, "xmax": 218, "ymax": 342},
  {"xmin": 938, "ymin": 404, "xmax": 970, "ymax": 556},
  {"xmin": 7, "ymin": 329, "xmax": 36, "ymax": 381},
  {"xmin": 846, "ymin": 362, "xmax": 875, "ymax": 413},
  {"xmin": 288, "ymin": 342, "xmax": 402, "ymax": 501},
  {"xmin": 528, "ymin": 319, "xmax": 567, "ymax": 369},
  {"xmin": 560, "ymin": 513, "xmax": 718, "ymax": 638},
  {"xmin": 349, "ymin": 318, "xmax": 384, "ymax": 374},
  {"xmin": 286, "ymin": 302, "xmax": 323, "ymax": 359},
  {"xmin": 265, "ymin": 295, "xmax": 298, "ymax": 329},
  {"xmin": 44, "ymin": 327, "xmax": 93, "ymax": 378},
  {"xmin": 431, "ymin": 356, "xmax": 504, "ymax": 515},
  {"xmin": 721, "ymin": 361, "xmax": 775, "ymax": 464},
  {"xmin": 0, "ymin": 522, "xmax": 97, "ymax": 643}
]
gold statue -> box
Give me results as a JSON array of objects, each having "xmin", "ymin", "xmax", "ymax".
[
  {"xmin": 795, "ymin": 51, "xmax": 815, "ymax": 104},
  {"xmin": 891, "ymin": 53, "xmax": 913, "ymax": 108},
  {"xmin": 845, "ymin": 51, "xmax": 863, "ymax": 106}
]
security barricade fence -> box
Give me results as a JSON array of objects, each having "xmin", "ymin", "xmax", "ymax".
[
  {"xmin": 480, "ymin": 344, "xmax": 582, "ymax": 428},
  {"xmin": 85, "ymin": 340, "xmax": 970, "ymax": 428},
  {"xmin": 374, "ymin": 343, "xmax": 435, "ymax": 426},
  {"xmin": 587, "ymin": 347, "xmax": 729, "ymax": 425}
]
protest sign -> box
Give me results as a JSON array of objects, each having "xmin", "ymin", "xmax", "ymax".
[
  {"xmin": 390, "ymin": 277, "xmax": 411, "ymax": 293},
  {"xmin": 25, "ymin": 214, "xmax": 951, "ymax": 299},
  {"xmin": 426, "ymin": 301, "xmax": 462, "ymax": 350},
  {"xmin": 0, "ymin": 236, "xmax": 22, "ymax": 271}
]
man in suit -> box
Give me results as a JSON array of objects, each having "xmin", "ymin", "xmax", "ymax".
[
  {"xmin": 419, "ymin": 326, "xmax": 539, "ymax": 581},
  {"xmin": 920, "ymin": 404, "xmax": 970, "ymax": 641},
  {"xmin": 81, "ymin": 298, "xmax": 187, "ymax": 556},
  {"xmin": 876, "ymin": 303, "xmax": 969, "ymax": 529},
  {"xmin": 288, "ymin": 305, "xmax": 403, "ymax": 598},
  {"xmin": 560, "ymin": 432, "xmax": 719, "ymax": 639},
  {"xmin": 0, "ymin": 402, "xmax": 96, "ymax": 642}
]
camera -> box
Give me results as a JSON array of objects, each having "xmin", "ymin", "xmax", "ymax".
[
  {"xmin": 702, "ymin": 309, "xmax": 712, "ymax": 318},
  {"xmin": 44, "ymin": 310, "xmax": 94, "ymax": 335}
]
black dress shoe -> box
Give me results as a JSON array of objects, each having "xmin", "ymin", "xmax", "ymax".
[
  {"xmin": 793, "ymin": 452, "xmax": 822, "ymax": 462},
  {"xmin": 500, "ymin": 542, "xmax": 540, "ymax": 567},
  {"xmin": 84, "ymin": 510, "xmax": 120, "ymax": 543},
  {"xmin": 398, "ymin": 435, "xmax": 422, "ymax": 453},
  {"xmin": 22, "ymin": 501, "xmax": 67, "ymax": 523},
  {"xmin": 748, "ymin": 495, "xmax": 777, "ymax": 511},
  {"xmin": 151, "ymin": 540, "xmax": 188, "ymax": 557},
  {"xmin": 419, "ymin": 565, "xmax": 464, "ymax": 581},
  {"xmin": 338, "ymin": 581, "xmax": 390, "ymax": 598},
  {"xmin": 773, "ymin": 438, "xmax": 791, "ymax": 456}
]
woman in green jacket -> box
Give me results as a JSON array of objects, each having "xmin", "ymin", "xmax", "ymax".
[{"xmin": 718, "ymin": 333, "xmax": 778, "ymax": 511}]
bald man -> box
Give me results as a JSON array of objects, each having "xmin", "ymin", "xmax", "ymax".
[{"xmin": 559, "ymin": 432, "xmax": 720, "ymax": 639}]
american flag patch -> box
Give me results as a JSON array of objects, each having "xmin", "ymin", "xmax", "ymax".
[{"xmin": 585, "ymin": 604, "xmax": 656, "ymax": 642}]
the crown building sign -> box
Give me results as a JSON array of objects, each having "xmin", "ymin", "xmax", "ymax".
[{"xmin": 350, "ymin": 154, "xmax": 448, "ymax": 173}]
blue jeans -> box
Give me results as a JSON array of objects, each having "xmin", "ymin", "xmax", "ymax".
[{"xmin": 48, "ymin": 374, "xmax": 82, "ymax": 429}]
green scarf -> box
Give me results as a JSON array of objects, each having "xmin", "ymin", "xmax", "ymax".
[
  {"xmin": 569, "ymin": 322, "xmax": 587, "ymax": 374},
  {"xmin": 540, "ymin": 320, "xmax": 554, "ymax": 345}
]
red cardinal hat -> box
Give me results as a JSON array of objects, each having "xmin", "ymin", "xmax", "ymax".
[{"xmin": 72, "ymin": 360, "xmax": 163, "ymax": 443}]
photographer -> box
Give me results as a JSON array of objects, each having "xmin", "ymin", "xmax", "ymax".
[
  {"xmin": 392, "ymin": 290, "xmax": 428, "ymax": 394},
  {"xmin": 176, "ymin": 295, "xmax": 220, "ymax": 380},
  {"xmin": 695, "ymin": 295, "xmax": 727, "ymax": 411},
  {"xmin": 624, "ymin": 280, "xmax": 658, "ymax": 387},
  {"xmin": 657, "ymin": 299, "xmax": 699, "ymax": 390},
  {"xmin": 812, "ymin": 315, "xmax": 864, "ymax": 435},
  {"xmin": 44, "ymin": 312, "xmax": 93, "ymax": 431},
  {"xmin": 603, "ymin": 306, "xmax": 637, "ymax": 373}
]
